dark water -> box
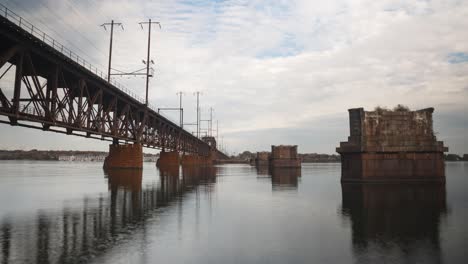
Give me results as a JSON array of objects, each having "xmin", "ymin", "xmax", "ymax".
[{"xmin": 0, "ymin": 161, "xmax": 467, "ymax": 264}]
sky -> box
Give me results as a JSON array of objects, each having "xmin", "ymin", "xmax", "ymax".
[{"xmin": 0, "ymin": 0, "xmax": 467, "ymax": 155}]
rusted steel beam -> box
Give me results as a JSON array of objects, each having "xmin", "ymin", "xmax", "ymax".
[
  {"xmin": 46, "ymin": 66, "xmax": 58, "ymax": 122},
  {"xmin": 12, "ymin": 51, "xmax": 23, "ymax": 121},
  {"xmin": 0, "ymin": 89, "xmax": 11, "ymax": 108}
]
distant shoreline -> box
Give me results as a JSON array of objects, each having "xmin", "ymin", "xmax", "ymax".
[
  {"xmin": 0, "ymin": 150, "xmax": 466, "ymax": 162},
  {"xmin": 302, "ymin": 161, "xmax": 340, "ymax": 163},
  {"xmin": 0, "ymin": 149, "xmax": 158, "ymax": 162}
]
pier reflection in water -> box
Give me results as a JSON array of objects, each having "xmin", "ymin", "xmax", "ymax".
[
  {"xmin": 0, "ymin": 165, "xmax": 217, "ymax": 264},
  {"xmin": 256, "ymin": 166, "xmax": 270, "ymax": 177},
  {"xmin": 271, "ymin": 168, "xmax": 301, "ymax": 191},
  {"xmin": 1, "ymin": 162, "xmax": 466, "ymax": 264},
  {"xmin": 340, "ymin": 183, "xmax": 447, "ymax": 264}
]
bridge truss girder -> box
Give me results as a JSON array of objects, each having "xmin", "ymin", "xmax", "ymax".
[{"xmin": 0, "ymin": 17, "xmax": 210, "ymax": 156}]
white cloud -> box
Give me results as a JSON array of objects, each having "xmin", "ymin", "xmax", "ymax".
[{"xmin": 0, "ymin": 0, "xmax": 467, "ymax": 155}]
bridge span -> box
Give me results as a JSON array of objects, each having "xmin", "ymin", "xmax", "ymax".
[{"xmin": 0, "ymin": 5, "xmax": 227, "ymax": 168}]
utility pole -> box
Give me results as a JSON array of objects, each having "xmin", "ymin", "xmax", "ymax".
[
  {"xmin": 139, "ymin": 19, "xmax": 161, "ymax": 106},
  {"xmin": 209, "ymin": 107, "xmax": 214, "ymax": 136},
  {"xmin": 101, "ymin": 20, "xmax": 123, "ymax": 82},
  {"xmin": 177, "ymin": 91, "xmax": 184, "ymax": 128},
  {"xmin": 220, "ymin": 136, "xmax": 224, "ymax": 153},
  {"xmin": 194, "ymin": 91, "xmax": 202, "ymax": 138}
]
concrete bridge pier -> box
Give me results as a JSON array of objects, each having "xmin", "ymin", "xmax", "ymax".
[
  {"xmin": 269, "ymin": 145, "xmax": 301, "ymax": 168},
  {"xmin": 157, "ymin": 150, "xmax": 180, "ymax": 167},
  {"xmin": 255, "ymin": 151, "xmax": 270, "ymax": 167},
  {"xmin": 181, "ymin": 153, "xmax": 214, "ymax": 166},
  {"xmin": 337, "ymin": 107, "xmax": 448, "ymax": 182},
  {"xmin": 103, "ymin": 143, "xmax": 143, "ymax": 169},
  {"xmin": 180, "ymin": 154, "xmax": 198, "ymax": 166}
]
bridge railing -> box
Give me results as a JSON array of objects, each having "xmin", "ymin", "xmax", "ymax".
[{"xmin": 0, "ymin": 3, "xmax": 147, "ymax": 105}]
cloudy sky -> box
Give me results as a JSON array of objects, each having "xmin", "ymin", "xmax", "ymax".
[{"xmin": 0, "ymin": 0, "xmax": 467, "ymax": 155}]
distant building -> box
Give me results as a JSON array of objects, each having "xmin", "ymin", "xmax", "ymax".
[
  {"xmin": 58, "ymin": 154, "xmax": 106, "ymax": 162},
  {"xmin": 463, "ymin": 154, "xmax": 468, "ymax": 161},
  {"xmin": 58, "ymin": 153, "xmax": 157, "ymax": 162}
]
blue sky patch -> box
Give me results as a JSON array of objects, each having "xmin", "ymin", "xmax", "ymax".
[
  {"xmin": 256, "ymin": 34, "xmax": 303, "ymax": 59},
  {"xmin": 448, "ymin": 52, "xmax": 468, "ymax": 64}
]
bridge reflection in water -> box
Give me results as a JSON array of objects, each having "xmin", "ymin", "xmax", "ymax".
[
  {"xmin": 0, "ymin": 166, "xmax": 217, "ymax": 264},
  {"xmin": 340, "ymin": 183, "xmax": 447, "ymax": 264}
]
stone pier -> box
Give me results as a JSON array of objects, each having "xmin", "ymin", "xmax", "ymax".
[
  {"xmin": 269, "ymin": 145, "xmax": 301, "ymax": 168},
  {"xmin": 103, "ymin": 143, "xmax": 143, "ymax": 169},
  {"xmin": 337, "ymin": 107, "xmax": 448, "ymax": 182},
  {"xmin": 181, "ymin": 153, "xmax": 213, "ymax": 166},
  {"xmin": 255, "ymin": 152, "xmax": 270, "ymax": 167},
  {"xmin": 156, "ymin": 150, "xmax": 180, "ymax": 167}
]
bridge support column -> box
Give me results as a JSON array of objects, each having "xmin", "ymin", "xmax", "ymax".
[
  {"xmin": 181, "ymin": 154, "xmax": 201, "ymax": 166},
  {"xmin": 205, "ymin": 150, "xmax": 217, "ymax": 165},
  {"xmin": 255, "ymin": 151, "xmax": 270, "ymax": 167},
  {"xmin": 269, "ymin": 145, "xmax": 301, "ymax": 168},
  {"xmin": 336, "ymin": 107, "xmax": 448, "ymax": 182},
  {"xmin": 181, "ymin": 153, "xmax": 214, "ymax": 166},
  {"xmin": 103, "ymin": 143, "xmax": 143, "ymax": 169},
  {"xmin": 156, "ymin": 150, "xmax": 180, "ymax": 167}
]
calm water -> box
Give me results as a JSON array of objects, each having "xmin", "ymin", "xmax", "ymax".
[{"xmin": 0, "ymin": 161, "xmax": 467, "ymax": 264}]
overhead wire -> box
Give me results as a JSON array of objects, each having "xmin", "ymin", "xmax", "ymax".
[
  {"xmin": 71, "ymin": 0, "xmax": 107, "ymax": 21},
  {"xmin": 3, "ymin": 0, "xmax": 108, "ymax": 70},
  {"xmin": 36, "ymin": 0, "xmax": 108, "ymax": 62}
]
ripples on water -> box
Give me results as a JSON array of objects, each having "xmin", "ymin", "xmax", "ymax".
[{"xmin": 0, "ymin": 161, "xmax": 467, "ymax": 264}]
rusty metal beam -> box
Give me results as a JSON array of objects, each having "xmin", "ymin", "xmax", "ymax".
[{"xmin": 11, "ymin": 51, "xmax": 23, "ymax": 122}]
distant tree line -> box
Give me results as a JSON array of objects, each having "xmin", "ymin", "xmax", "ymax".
[
  {"xmin": 0, "ymin": 149, "xmax": 61, "ymax": 160},
  {"xmin": 299, "ymin": 153, "xmax": 340, "ymax": 163},
  {"xmin": 230, "ymin": 151, "xmax": 341, "ymax": 163},
  {"xmin": 230, "ymin": 151, "xmax": 468, "ymax": 163},
  {"xmin": 445, "ymin": 154, "xmax": 468, "ymax": 161},
  {"xmin": 230, "ymin": 151, "xmax": 256, "ymax": 161},
  {"xmin": 1, "ymin": 149, "xmax": 466, "ymax": 162}
]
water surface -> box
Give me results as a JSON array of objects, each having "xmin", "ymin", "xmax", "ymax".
[{"xmin": 0, "ymin": 161, "xmax": 467, "ymax": 263}]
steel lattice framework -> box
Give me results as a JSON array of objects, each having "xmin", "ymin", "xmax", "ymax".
[{"xmin": 0, "ymin": 12, "xmax": 215, "ymax": 156}]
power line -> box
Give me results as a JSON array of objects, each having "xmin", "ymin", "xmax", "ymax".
[
  {"xmin": 42, "ymin": 0, "xmax": 108, "ymax": 59},
  {"xmin": 31, "ymin": 0, "xmax": 108, "ymax": 63},
  {"xmin": 4, "ymin": 0, "xmax": 107, "ymax": 69},
  {"xmin": 72, "ymin": 0, "xmax": 107, "ymax": 21}
]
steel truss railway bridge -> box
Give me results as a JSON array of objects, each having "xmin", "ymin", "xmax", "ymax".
[{"xmin": 0, "ymin": 5, "xmax": 227, "ymax": 167}]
